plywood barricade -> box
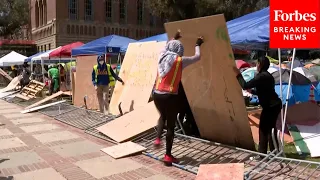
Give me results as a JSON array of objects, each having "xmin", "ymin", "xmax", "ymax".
[
  {"xmin": 109, "ymin": 41, "xmax": 157, "ymax": 115},
  {"xmin": 74, "ymin": 55, "xmax": 99, "ymax": 109},
  {"xmin": 97, "ymin": 102, "xmax": 159, "ymax": 142},
  {"xmin": 165, "ymin": 15, "xmax": 255, "ymax": 150},
  {"xmin": 114, "ymin": 41, "xmax": 166, "ymax": 114}
]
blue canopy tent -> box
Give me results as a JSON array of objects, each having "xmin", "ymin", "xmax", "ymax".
[
  {"xmin": 71, "ymin": 35, "xmax": 137, "ymax": 56},
  {"xmin": 138, "ymin": 33, "xmax": 168, "ymax": 42},
  {"xmin": 25, "ymin": 51, "xmax": 46, "ymax": 62},
  {"xmin": 226, "ymin": 7, "xmax": 269, "ymax": 50}
]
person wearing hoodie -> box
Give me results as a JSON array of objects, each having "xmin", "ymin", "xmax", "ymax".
[
  {"xmin": 233, "ymin": 56, "xmax": 282, "ymax": 154},
  {"xmin": 92, "ymin": 54, "xmax": 124, "ymax": 115},
  {"xmin": 153, "ymin": 30, "xmax": 204, "ymax": 166}
]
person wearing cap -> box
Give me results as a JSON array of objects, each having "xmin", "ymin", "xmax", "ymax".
[
  {"xmin": 153, "ymin": 30, "xmax": 204, "ymax": 166},
  {"xmin": 92, "ymin": 54, "xmax": 124, "ymax": 115},
  {"xmin": 48, "ymin": 64, "xmax": 60, "ymax": 95}
]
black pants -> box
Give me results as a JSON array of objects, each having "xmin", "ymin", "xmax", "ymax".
[
  {"xmin": 259, "ymin": 103, "xmax": 282, "ymax": 154},
  {"xmin": 20, "ymin": 79, "xmax": 30, "ymax": 90},
  {"xmin": 153, "ymin": 93, "xmax": 180, "ymax": 155}
]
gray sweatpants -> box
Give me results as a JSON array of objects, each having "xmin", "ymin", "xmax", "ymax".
[{"xmin": 96, "ymin": 85, "xmax": 110, "ymax": 114}]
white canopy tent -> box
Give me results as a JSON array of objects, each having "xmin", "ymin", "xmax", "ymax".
[{"xmin": 0, "ymin": 51, "xmax": 27, "ymax": 66}]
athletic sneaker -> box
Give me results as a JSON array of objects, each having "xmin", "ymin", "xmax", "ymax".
[
  {"xmin": 163, "ymin": 154, "xmax": 179, "ymax": 166},
  {"xmin": 154, "ymin": 138, "xmax": 161, "ymax": 147}
]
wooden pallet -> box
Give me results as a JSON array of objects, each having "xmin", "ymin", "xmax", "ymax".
[{"xmin": 16, "ymin": 80, "xmax": 45, "ymax": 100}]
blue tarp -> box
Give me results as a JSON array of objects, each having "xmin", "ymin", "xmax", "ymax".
[
  {"xmin": 72, "ymin": 35, "xmax": 137, "ymax": 56},
  {"xmin": 275, "ymin": 84, "xmax": 319, "ymax": 105},
  {"xmin": 25, "ymin": 51, "xmax": 46, "ymax": 62},
  {"xmin": 138, "ymin": 33, "xmax": 168, "ymax": 42},
  {"xmin": 227, "ymin": 7, "xmax": 270, "ymax": 50}
]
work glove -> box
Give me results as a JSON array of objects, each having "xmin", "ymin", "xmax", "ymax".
[
  {"xmin": 173, "ymin": 29, "xmax": 182, "ymax": 40},
  {"xmin": 196, "ymin": 36, "xmax": 204, "ymax": 46},
  {"xmin": 94, "ymin": 85, "xmax": 98, "ymax": 90}
]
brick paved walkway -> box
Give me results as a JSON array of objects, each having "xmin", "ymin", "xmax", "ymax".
[{"xmin": 0, "ymin": 100, "xmax": 195, "ymax": 180}]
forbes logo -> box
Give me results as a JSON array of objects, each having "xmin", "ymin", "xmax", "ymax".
[{"xmin": 273, "ymin": 10, "xmax": 316, "ymax": 22}]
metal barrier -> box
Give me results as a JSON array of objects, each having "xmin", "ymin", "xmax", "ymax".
[
  {"xmin": 38, "ymin": 103, "xmax": 78, "ymax": 117},
  {"xmin": 54, "ymin": 107, "xmax": 117, "ymax": 130},
  {"xmin": 5, "ymin": 99, "xmax": 320, "ymax": 179}
]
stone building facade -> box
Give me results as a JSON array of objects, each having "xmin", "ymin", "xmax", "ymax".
[{"xmin": 30, "ymin": 0, "xmax": 165, "ymax": 52}]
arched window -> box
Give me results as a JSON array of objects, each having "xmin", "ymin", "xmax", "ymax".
[
  {"xmin": 76, "ymin": 25, "xmax": 79, "ymax": 34},
  {"xmin": 84, "ymin": 26, "xmax": 88, "ymax": 35},
  {"xmin": 71, "ymin": 25, "xmax": 75, "ymax": 34},
  {"xmin": 67, "ymin": 25, "xmax": 70, "ymax": 34},
  {"xmin": 80, "ymin": 26, "xmax": 83, "ymax": 35},
  {"xmin": 93, "ymin": 26, "xmax": 96, "ymax": 36}
]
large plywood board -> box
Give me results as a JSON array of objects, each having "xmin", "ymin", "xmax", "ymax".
[
  {"xmin": 100, "ymin": 141, "xmax": 146, "ymax": 159},
  {"xmin": 24, "ymin": 91, "xmax": 63, "ymax": 110},
  {"xmin": 0, "ymin": 76, "xmax": 21, "ymax": 93},
  {"xmin": 96, "ymin": 102, "xmax": 159, "ymax": 142},
  {"xmin": 116, "ymin": 42, "xmax": 166, "ymax": 114},
  {"xmin": 196, "ymin": 163, "xmax": 244, "ymax": 180},
  {"xmin": 165, "ymin": 15, "xmax": 255, "ymax": 150},
  {"xmin": 0, "ymin": 68, "xmax": 12, "ymax": 81},
  {"xmin": 109, "ymin": 41, "xmax": 157, "ymax": 115},
  {"xmin": 74, "ymin": 55, "xmax": 99, "ymax": 109}
]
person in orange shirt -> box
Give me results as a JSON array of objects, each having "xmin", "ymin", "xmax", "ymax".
[{"xmin": 153, "ymin": 30, "xmax": 204, "ymax": 166}]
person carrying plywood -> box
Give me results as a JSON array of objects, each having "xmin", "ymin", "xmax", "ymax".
[
  {"xmin": 92, "ymin": 54, "xmax": 124, "ymax": 115},
  {"xmin": 48, "ymin": 64, "xmax": 60, "ymax": 95},
  {"xmin": 153, "ymin": 30, "xmax": 204, "ymax": 166}
]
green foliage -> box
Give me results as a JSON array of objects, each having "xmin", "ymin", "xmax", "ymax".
[
  {"xmin": 145, "ymin": 0, "xmax": 269, "ymax": 21},
  {"xmin": 0, "ymin": 0, "xmax": 30, "ymax": 38}
]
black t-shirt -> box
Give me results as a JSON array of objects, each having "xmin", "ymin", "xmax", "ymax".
[{"xmin": 237, "ymin": 71, "xmax": 282, "ymax": 108}]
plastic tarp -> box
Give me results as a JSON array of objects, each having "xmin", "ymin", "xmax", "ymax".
[
  {"xmin": 0, "ymin": 51, "xmax": 27, "ymax": 66},
  {"xmin": 275, "ymin": 84, "xmax": 317, "ymax": 105},
  {"xmin": 71, "ymin": 35, "xmax": 136, "ymax": 56},
  {"xmin": 31, "ymin": 47, "xmax": 61, "ymax": 61},
  {"xmin": 138, "ymin": 33, "xmax": 168, "ymax": 42},
  {"xmin": 227, "ymin": 7, "xmax": 270, "ymax": 50},
  {"xmin": 49, "ymin": 42, "xmax": 84, "ymax": 58},
  {"xmin": 25, "ymin": 51, "xmax": 44, "ymax": 62}
]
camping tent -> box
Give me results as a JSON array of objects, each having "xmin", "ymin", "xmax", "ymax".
[
  {"xmin": 227, "ymin": 7, "xmax": 269, "ymax": 50},
  {"xmin": 71, "ymin": 35, "xmax": 136, "ymax": 56},
  {"xmin": 138, "ymin": 33, "xmax": 167, "ymax": 42},
  {"xmin": 49, "ymin": 42, "xmax": 84, "ymax": 58},
  {"xmin": 0, "ymin": 51, "xmax": 27, "ymax": 66}
]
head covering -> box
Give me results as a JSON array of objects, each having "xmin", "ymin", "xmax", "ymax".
[
  {"xmin": 97, "ymin": 54, "xmax": 106, "ymax": 70},
  {"xmin": 158, "ymin": 40, "xmax": 184, "ymax": 78}
]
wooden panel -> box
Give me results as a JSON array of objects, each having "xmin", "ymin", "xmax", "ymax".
[
  {"xmin": 109, "ymin": 41, "xmax": 157, "ymax": 115},
  {"xmin": 0, "ymin": 76, "xmax": 21, "ymax": 93},
  {"xmin": 165, "ymin": 15, "xmax": 255, "ymax": 150},
  {"xmin": 24, "ymin": 91, "xmax": 63, "ymax": 110},
  {"xmin": 100, "ymin": 141, "xmax": 146, "ymax": 159},
  {"xmin": 0, "ymin": 68, "xmax": 12, "ymax": 81},
  {"xmin": 74, "ymin": 55, "xmax": 99, "ymax": 110},
  {"xmin": 116, "ymin": 42, "xmax": 166, "ymax": 114},
  {"xmin": 196, "ymin": 163, "xmax": 244, "ymax": 180},
  {"xmin": 96, "ymin": 102, "xmax": 159, "ymax": 142}
]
